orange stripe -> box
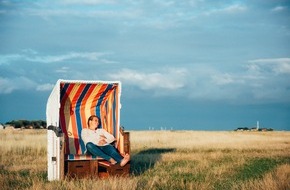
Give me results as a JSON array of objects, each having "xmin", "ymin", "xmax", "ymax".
[
  {"xmin": 100, "ymin": 102, "xmax": 107, "ymax": 130},
  {"xmin": 101, "ymin": 89, "xmax": 111, "ymax": 133},
  {"xmin": 107, "ymin": 87, "xmax": 115, "ymax": 133},
  {"xmin": 80, "ymin": 84, "xmax": 95, "ymax": 129},
  {"xmin": 108, "ymin": 91, "xmax": 113, "ymax": 133},
  {"xmin": 85, "ymin": 84, "xmax": 101, "ymax": 121},
  {"xmin": 90, "ymin": 84, "xmax": 106, "ymax": 116}
]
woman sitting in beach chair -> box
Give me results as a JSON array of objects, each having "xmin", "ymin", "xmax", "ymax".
[{"xmin": 81, "ymin": 115, "xmax": 130, "ymax": 166}]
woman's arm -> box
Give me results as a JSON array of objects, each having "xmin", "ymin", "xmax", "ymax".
[{"xmin": 102, "ymin": 129, "xmax": 116, "ymax": 144}]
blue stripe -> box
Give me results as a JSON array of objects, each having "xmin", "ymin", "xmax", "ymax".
[
  {"xmin": 75, "ymin": 84, "xmax": 91, "ymax": 154},
  {"xmin": 66, "ymin": 154, "xmax": 98, "ymax": 160},
  {"xmin": 68, "ymin": 154, "xmax": 74, "ymax": 160},
  {"xmin": 60, "ymin": 83, "xmax": 69, "ymax": 101},
  {"xmin": 103, "ymin": 101, "xmax": 108, "ymax": 129},
  {"xmin": 95, "ymin": 84, "xmax": 113, "ymax": 128}
]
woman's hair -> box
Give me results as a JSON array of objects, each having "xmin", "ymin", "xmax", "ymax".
[{"xmin": 87, "ymin": 115, "xmax": 101, "ymax": 128}]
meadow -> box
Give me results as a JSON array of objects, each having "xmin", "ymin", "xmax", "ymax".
[{"xmin": 0, "ymin": 129, "xmax": 289, "ymax": 190}]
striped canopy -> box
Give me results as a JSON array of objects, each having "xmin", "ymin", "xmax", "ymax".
[{"xmin": 58, "ymin": 80, "xmax": 121, "ymax": 155}]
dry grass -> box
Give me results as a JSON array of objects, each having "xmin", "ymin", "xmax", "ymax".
[
  {"xmin": 131, "ymin": 130, "xmax": 290, "ymax": 150},
  {"xmin": 0, "ymin": 129, "xmax": 289, "ymax": 190}
]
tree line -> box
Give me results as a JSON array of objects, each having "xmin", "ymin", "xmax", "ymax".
[{"xmin": 5, "ymin": 120, "xmax": 47, "ymax": 129}]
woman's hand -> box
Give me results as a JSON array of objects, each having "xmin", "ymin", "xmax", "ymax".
[
  {"xmin": 98, "ymin": 139, "xmax": 107, "ymax": 145},
  {"xmin": 98, "ymin": 135, "xmax": 107, "ymax": 145}
]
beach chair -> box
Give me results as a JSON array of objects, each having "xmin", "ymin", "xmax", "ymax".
[{"xmin": 47, "ymin": 80, "xmax": 130, "ymax": 180}]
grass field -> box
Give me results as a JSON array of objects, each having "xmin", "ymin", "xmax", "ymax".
[{"xmin": 0, "ymin": 129, "xmax": 289, "ymax": 190}]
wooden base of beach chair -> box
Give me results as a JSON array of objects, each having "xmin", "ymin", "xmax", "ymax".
[
  {"xmin": 65, "ymin": 160, "xmax": 98, "ymax": 179},
  {"xmin": 98, "ymin": 160, "xmax": 130, "ymax": 178}
]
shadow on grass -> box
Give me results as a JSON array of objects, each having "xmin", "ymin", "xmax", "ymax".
[
  {"xmin": 214, "ymin": 157, "xmax": 290, "ymax": 190},
  {"xmin": 130, "ymin": 148, "xmax": 176, "ymax": 176}
]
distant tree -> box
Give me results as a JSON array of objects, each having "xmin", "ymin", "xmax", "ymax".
[
  {"xmin": 31, "ymin": 120, "xmax": 44, "ymax": 129},
  {"xmin": 41, "ymin": 120, "xmax": 47, "ymax": 128},
  {"xmin": 5, "ymin": 119, "xmax": 47, "ymax": 129},
  {"xmin": 22, "ymin": 120, "xmax": 31, "ymax": 127},
  {"xmin": 13, "ymin": 120, "xmax": 22, "ymax": 128}
]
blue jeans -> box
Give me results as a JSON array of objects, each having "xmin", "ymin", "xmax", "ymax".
[{"xmin": 86, "ymin": 142, "xmax": 123, "ymax": 163}]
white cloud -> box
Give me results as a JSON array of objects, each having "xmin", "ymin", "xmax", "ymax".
[
  {"xmin": 0, "ymin": 51, "xmax": 113, "ymax": 65},
  {"xmin": 249, "ymin": 58, "xmax": 290, "ymax": 64},
  {"xmin": 25, "ymin": 2, "xmax": 140, "ymax": 20},
  {"xmin": 55, "ymin": 66, "xmax": 70, "ymax": 73},
  {"xmin": 248, "ymin": 58, "xmax": 290, "ymax": 74},
  {"xmin": 222, "ymin": 4, "xmax": 247, "ymax": 13},
  {"xmin": 61, "ymin": 0, "xmax": 116, "ymax": 5},
  {"xmin": 106, "ymin": 63, "xmax": 289, "ymax": 102},
  {"xmin": 204, "ymin": 4, "xmax": 247, "ymax": 16},
  {"xmin": 0, "ymin": 77, "xmax": 54, "ymax": 93},
  {"xmin": 211, "ymin": 73, "xmax": 236, "ymax": 85},
  {"xmin": 0, "ymin": 54, "xmax": 23, "ymax": 65},
  {"xmin": 26, "ymin": 52, "xmax": 107, "ymax": 63},
  {"xmin": 36, "ymin": 83, "xmax": 54, "ymax": 91},
  {"xmin": 21, "ymin": 48, "xmax": 38, "ymax": 55},
  {"xmin": 0, "ymin": 77, "xmax": 15, "ymax": 94},
  {"xmin": 271, "ymin": 6, "xmax": 287, "ymax": 12},
  {"xmin": 108, "ymin": 68, "xmax": 187, "ymax": 91},
  {"xmin": 0, "ymin": 76, "xmax": 37, "ymax": 94}
]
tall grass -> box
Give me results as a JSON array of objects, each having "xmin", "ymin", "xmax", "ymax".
[{"xmin": 0, "ymin": 129, "xmax": 289, "ymax": 190}]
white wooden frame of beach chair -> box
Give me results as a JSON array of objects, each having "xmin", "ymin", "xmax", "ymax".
[{"xmin": 47, "ymin": 79, "xmax": 130, "ymax": 180}]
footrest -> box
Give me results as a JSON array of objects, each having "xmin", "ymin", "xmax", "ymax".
[{"xmin": 98, "ymin": 160, "xmax": 130, "ymax": 178}]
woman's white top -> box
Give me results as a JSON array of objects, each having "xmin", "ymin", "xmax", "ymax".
[{"xmin": 81, "ymin": 128, "xmax": 115, "ymax": 146}]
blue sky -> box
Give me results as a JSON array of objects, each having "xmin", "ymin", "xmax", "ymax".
[{"xmin": 0, "ymin": 0, "xmax": 289, "ymax": 130}]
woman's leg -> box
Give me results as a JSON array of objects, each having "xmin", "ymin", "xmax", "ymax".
[
  {"xmin": 99, "ymin": 144, "xmax": 123, "ymax": 163},
  {"xmin": 86, "ymin": 142, "xmax": 111, "ymax": 161}
]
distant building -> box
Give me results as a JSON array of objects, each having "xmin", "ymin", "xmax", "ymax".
[
  {"xmin": 251, "ymin": 127, "xmax": 257, "ymax": 131},
  {"xmin": 234, "ymin": 121, "xmax": 273, "ymax": 132}
]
